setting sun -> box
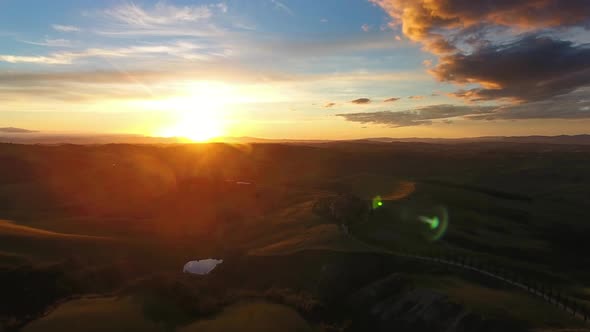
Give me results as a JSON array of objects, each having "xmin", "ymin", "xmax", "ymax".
[
  {"xmin": 150, "ymin": 82, "xmax": 231, "ymax": 141},
  {"xmin": 157, "ymin": 109, "xmax": 223, "ymax": 142}
]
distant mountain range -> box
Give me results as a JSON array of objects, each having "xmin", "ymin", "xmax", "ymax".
[
  {"xmin": 360, "ymin": 135, "xmax": 590, "ymax": 145},
  {"xmin": 0, "ymin": 133, "xmax": 182, "ymax": 145},
  {"xmin": 216, "ymin": 135, "xmax": 590, "ymax": 145},
  {"xmin": 1, "ymin": 131, "xmax": 590, "ymax": 145},
  {"xmin": 0, "ymin": 127, "xmax": 38, "ymax": 134}
]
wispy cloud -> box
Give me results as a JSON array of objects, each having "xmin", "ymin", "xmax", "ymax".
[
  {"xmin": 214, "ymin": 3, "xmax": 228, "ymax": 13},
  {"xmin": 270, "ymin": 0, "xmax": 294, "ymax": 16},
  {"xmin": 0, "ymin": 41, "xmax": 221, "ymax": 65},
  {"xmin": 95, "ymin": 27, "xmax": 223, "ymax": 38},
  {"xmin": 249, "ymin": 34, "xmax": 401, "ymax": 58},
  {"xmin": 24, "ymin": 38, "xmax": 73, "ymax": 48},
  {"xmin": 0, "ymin": 55, "xmax": 71, "ymax": 65},
  {"xmin": 104, "ymin": 2, "xmax": 212, "ymax": 26},
  {"xmin": 52, "ymin": 24, "xmax": 81, "ymax": 32},
  {"xmin": 0, "ymin": 68, "xmax": 427, "ymax": 88},
  {"xmin": 0, "ymin": 67, "xmax": 428, "ymax": 107},
  {"xmin": 96, "ymin": 1, "xmax": 224, "ymax": 37}
]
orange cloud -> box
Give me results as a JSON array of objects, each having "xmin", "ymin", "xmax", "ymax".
[{"xmin": 372, "ymin": 0, "xmax": 590, "ymax": 102}]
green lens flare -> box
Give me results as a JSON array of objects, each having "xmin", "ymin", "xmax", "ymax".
[
  {"xmin": 419, "ymin": 215, "xmax": 439, "ymax": 229},
  {"xmin": 417, "ymin": 207, "xmax": 449, "ymax": 241},
  {"xmin": 430, "ymin": 216, "xmax": 439, "ymax": 230},
  {"xmin": 372, "ymin": 196, "xmax": 383, "ymax": 209}
]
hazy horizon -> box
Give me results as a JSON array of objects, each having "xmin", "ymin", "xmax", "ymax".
[{"xmin": 2, "ymin": 127, "xmax": 590, "ymax": 145}]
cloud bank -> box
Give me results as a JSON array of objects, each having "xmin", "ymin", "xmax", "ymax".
[
  {"xmin": 338, "ymin": 91, "xmax": 590, "ymax": 127},
  {"xmin": 372, "ymin": 0, "xmax": 590, "ymax": 104},
  {"xmin": 338, "ymin": 104, "xmax": 496, "ymax": 127}
]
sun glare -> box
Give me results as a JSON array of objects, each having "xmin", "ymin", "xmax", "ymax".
[
  {"xmin": 158, "ymin": 110, "xmax": 223, "ymax": 142},
  {"xmin": 152, "ymin": 82, "xmax": 231, "ymax": 142},
  {"xmin": 142, "ymin": 81, "xmax": 284, "ymax": 141}
]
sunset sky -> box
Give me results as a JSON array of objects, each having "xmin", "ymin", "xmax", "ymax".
[{"xmin": 1, "ymin": 0, "xmax": 589, "ymax": 140}]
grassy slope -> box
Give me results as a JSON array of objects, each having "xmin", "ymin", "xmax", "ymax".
[
  {"xmin": 413, "ymin": 274, "xmax": 583, "ymax": 328},
  {"xmin": 22, "ymin": 296, "xmax": 313, "ymax": 332},
  {"xmin": 248, "ymin": 198, "xmax": 372, "ymax": 256},
  {"xmin": 179, "ymin": 301, "xmax": 314, "ymax": 332},
  {"xmin": 21, "ymin": 297, "xmax": 161, "ymax": 332},
  {"xmin": 1, "ymin": 142, "xmax": 589, "ymax": 330},
  {"xmin": 0, "ymin": 219, "xmax": 113, "ymax": 240}
]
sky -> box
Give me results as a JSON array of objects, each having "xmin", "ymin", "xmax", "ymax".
[{"xmin": 0, "ymin": 0, "xmax": 589, "ymax": 140}]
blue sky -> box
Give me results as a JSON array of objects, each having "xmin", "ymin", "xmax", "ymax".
[{"xmin": 1, "ymin": 0, "xmax": 589, "ymax": 139}]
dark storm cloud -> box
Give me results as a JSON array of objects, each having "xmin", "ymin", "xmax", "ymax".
[
  {"xmin": 434, "ymin": 36, "xmax": 590, "ymax": 102},
  {"xmin": 372, "ymin": 0, "xmax": 590, "ymax": 104},
  {"xmin": 336, "ymin": 104, "xmax": 496, "ymax": 127},
  {"xmin": 384, "ymin": 97, "xmax": 400, "ymax": 102},
  {"xmin": 351, "ymin": 98, "xmax": 371, "ymax": 104}
]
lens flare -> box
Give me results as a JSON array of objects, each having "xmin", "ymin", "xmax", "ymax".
[
  {"xmin": 372, "ymin": 195, "xmax": 383, "ymax": 209},
  {"xmin": 419, "ymin": 215, "xmax": 440, "ymax": 230},
  {"xmin": 417, "ymin": 206, "xmax": 449, "ymax": 241}
]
